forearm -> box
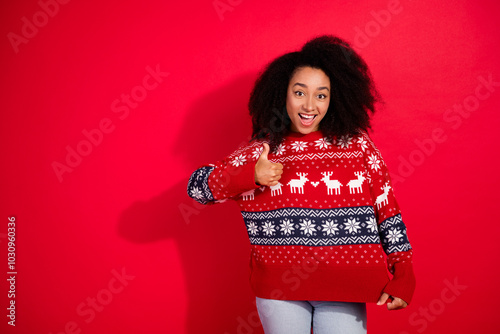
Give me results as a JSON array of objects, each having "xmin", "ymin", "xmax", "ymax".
[{"xmin": 187, "ymin": 160, "xmax": 260, "ymax": 205}]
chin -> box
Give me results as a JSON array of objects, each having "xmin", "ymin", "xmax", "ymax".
[
  {"xmin": 297, "ymin": 128, "xmax": 316, "ymax": 134},
  {"xmin": 291, "ymin": 124, "xmax": 319, "ymax": 134}
]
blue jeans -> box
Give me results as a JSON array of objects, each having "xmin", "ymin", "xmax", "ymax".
[{"xmin": 255, "ymin": 297, "xmax": 367, "ymax": 334}]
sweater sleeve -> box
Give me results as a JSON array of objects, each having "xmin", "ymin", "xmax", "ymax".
[
  {"xmin": 187, "ymin": 141, "xmax": 262, "ymax": 205},
  {"xmin": 361, "ymin": 133, "xmax": 416, "ymax": 304}
]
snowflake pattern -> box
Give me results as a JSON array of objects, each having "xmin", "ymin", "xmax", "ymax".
[
  {"xmin": 357, "ymin": 136, "xmax": 368, "ymax": 152},
  {"xmin": 386, "ymin": 228, "xmax": 403, "ymax": 244},
  {"xmin": 344, "ymin": 217, "xmax": 361, "ymax": 234},
  {"xmin": 337, "ymin": 135, "xmax": 352, "ymax": 149},
  {"xmin": 247, "ymin": 222, "xmax": 259, "ymax": 236},
  {"xmin": 275, "ymin": 143, "xmax": 286, "ymax": 155},
  {"xmin": 231, "ymin": 154, "xmax": 247, "ymax": 167},
  {"xmin": 252, "ymin": 146, "xmax": 263, "ymax": 160},
  {"xmin": 242, "ymin": 208, "xmax": 410, "ymax": 252},
  {"xmin": 314, "ymin": 138, "xmax": 332, "ymax": 150},
  {"xmin": 366, "ymin": 217, "xmax": 378, "ymax": 233},
  {"xmin": 367, "ymin": 154, "xmax": 381, "ymax": 171},
  {"xmin": 321, "ymin": 219, "xmax": 339, "ymax": 236},
  {"xmin": 262, "ymin": 221, "xmax": 276, "ymax": 236},
  {"xmin": 189, "ymin": 187, "xmax": 203, "ymax": 200},
  {"xmin": 279, "ymin": 219, "xmax": 295, "ymax": 236},
  {"xmin": 291, "ymin": 141, "xmax": 308, "ymax": 152},
  {"xmin": 299, "ymin": 219, "xmax": 316, "ymax": 236}
]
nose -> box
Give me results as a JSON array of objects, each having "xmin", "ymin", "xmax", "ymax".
[{"xmin": 302, "ymin": 97, "xmax": 316, "ymax": 112}]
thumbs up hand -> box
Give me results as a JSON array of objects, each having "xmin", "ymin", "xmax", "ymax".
[{"xmin": 254, "ymin": 143, "xmax": 284, "ymax": 186}]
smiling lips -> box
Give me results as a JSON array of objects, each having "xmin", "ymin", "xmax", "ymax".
[{"xmin": 298, "ymin": 113, "xmax": 317, "ymax": 127}]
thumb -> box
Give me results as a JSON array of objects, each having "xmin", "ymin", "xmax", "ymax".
[
  {"xmin": 259, "ymin": 143, "xmax": 270, "ymax": 161},
  {"xmin": 377, "ymin": 293, "xmax": 390, "ymax": 306}
]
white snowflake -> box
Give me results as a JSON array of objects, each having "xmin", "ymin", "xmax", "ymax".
[
  {"xmin": 344, "ymin": 217, "xmax": 361, "ymax": 234},
  {"xmin": 280, "ymin": 219, "xmax": 294, "ymax": 236},
  {"xmin": 231, "ymin": 154, "xmax": 247, "ymax": 167},
  {"xmin": 321, "ymin": 219, "xmax": 339, "ymax": 236},
  {"xmin": 189, "ymin": 187, "xmax": 203, "ymax": 199},
  {"xmin": 247, "ymin": 221, "xmax": 259, "ymax": 236},
  {"xmin": 252, "ymin": 146, "xmax": 263, "ymax": 160},
  {"xmin": 262, "ymin": 221, "xmax": 276, "ymax": 236},
  {"xmin": 291, "ymin": 141, "xmax": 308, "ymax": 152},
  {"xmin": 366, "ymin": 217, "xmax": 378, "ymax": 233},
  {"xmin": 314, "ymin": 138, "xmax": 332, "ymax": 150},
  {"xmin": 367, "ymin": 154, "xmax": 381, "ymax": 171},
  {"xmin": 275, "ymin": 143, "xmax": 286, "ymax": 155},
  {"xmin": 386, "ymin": 228, "xmax": 403, "ymax": 244},
  {"xmin": 337, "ymin": 135, "xmax": 352, "ymax": 149},
  {"xmin": 357, "ymin": 136, "xmax": 368, "ymax": 152},
  {"xmin": 299, "ymin": 219, "xmax": 316, "ymax": 236}
]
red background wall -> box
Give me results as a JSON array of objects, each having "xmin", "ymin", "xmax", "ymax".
[{"xmin": 1, "ymin": 0, "xmax": 499, "ymax": 333}]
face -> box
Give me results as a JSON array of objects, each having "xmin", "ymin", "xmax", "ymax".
[{"xmin": 286, "ymin": 66, "xmax": 331, "ymax": 134}]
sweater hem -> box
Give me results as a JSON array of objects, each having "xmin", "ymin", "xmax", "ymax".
[{"xmin": 249, "ymin": 262, "xmax": 390, "ymax": 303}]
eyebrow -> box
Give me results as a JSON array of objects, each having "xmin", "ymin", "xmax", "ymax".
[{"xmin": 292, "ymin": 82, "xmax": 330, "ymax": 91}]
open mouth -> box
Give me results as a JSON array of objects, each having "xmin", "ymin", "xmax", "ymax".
[{"xmin": 298, "ymin": 113, "xmax": 317, "ymax": 126}]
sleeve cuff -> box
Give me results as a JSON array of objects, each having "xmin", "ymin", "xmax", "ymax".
[
  {"xmin": 383, "ymin": 263, "xmax": 416, "ymax": 305},
  {"xmin": 224, "ymin": 160, "xmax": 261, "ymax": 197}
]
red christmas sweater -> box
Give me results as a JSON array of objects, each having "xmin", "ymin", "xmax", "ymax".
[{"xmin": 187, "ymin": 130, "xmax": 415, "ymax": 304}]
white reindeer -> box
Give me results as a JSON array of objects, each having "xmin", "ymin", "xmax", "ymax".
[
  {"xmin": 241, "ymin": 189, "xmax": 256, "ymax": 201},
  {"xmin": 321, "ymin": 172, "xmax": 342, "ymax": 195},
  {"xmin": 375, "ymin": 183, "xmax": 391, "ymax": 209},
  {"xmin": 287, "ymin": 172, "xmax": 309, "ymax": 194},
  {"xmin": 347, "ymin": 172, "xmax": 366, "ymax": 194},
  {"xmin": 270, "ymin": 182, "xmax": 283, "ymax": 197}
]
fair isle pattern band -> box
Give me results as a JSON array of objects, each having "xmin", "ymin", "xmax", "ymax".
[
  {"xmin": 187, "ymin": 166, "xmax": 215, "ymax": 205},
  {"xmin": 242, "ymin": 206, "xmax": 383, "ymax": 247},
  {"xmin": 379, "ymin": 214, "xmax": 412, "ymax": 254},
  {"xmin": 241, "ymin": 206, "xmax": 375, "ymax": 220},
  {"xmin": 270, "ymin": 151, "xmax": 363, "ymax": 163}
]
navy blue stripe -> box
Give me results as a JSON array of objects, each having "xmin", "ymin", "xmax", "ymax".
[
  {"xmin": 379, "ymin": 214, "xmax": 412, "ymax": 254},
  {"xmin": 187, "ymin": 166, "xmax": 215, "ymax": 204},
  {"xmin": 241, "ymin": 206, "xmax": 382, "ymax": 247}
]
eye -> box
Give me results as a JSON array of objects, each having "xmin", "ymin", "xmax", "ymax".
[
  {"xmin": 294, "ymin": 91, "xmax": 304, "ymax": 97},
  {"xmin": 317, "ymin": 94, "xmax": 327, "ymax": 99}
]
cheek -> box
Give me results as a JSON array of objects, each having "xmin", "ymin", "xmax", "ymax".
[
  {"xmin": 320, "ymin": 101, "xmax": 330, "ymax": 114},
  {"xmin": 286, "ymin": 95, "xmax": 298, "ymax": 113},
  {"xmin": 286, "ymin": 97, "xmax": 301, "ymax": 111}
]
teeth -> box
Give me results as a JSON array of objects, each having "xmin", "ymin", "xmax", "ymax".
[{"xmin": 300, "ymin": 114, "xmax": 315, "ymax": 119}]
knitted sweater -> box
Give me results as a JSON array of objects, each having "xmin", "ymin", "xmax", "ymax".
[{"xmin": 187, "ymin": 130, "xmax": 415, "ymax": 304}]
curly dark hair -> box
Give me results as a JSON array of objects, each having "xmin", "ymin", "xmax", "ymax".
[{"xmin": 248, "ymin": 35, "xmax": 382, "ymax": 152}]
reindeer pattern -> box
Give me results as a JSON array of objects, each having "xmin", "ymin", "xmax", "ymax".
[
  {"xmin": 321, "ymin": 172, "xmax": 343, "ymax": 195},
  {"xmin": 347, "ymin": 172, "xmax": 366, "ymax": 194},
  {"xmin": 241, "ymin": 188, "xmax": 256, "ymax": 201},
  {"xmin": 270, "ymin": 182, "xmax": 283, "ymax": 197},
  {"xmin": 231, "ymin": 135, "xmax": 397, "ymax": 228},
  {"xmin": 241, "ymin": 170, "xmax": 374, "ymax": 199},
  {"xmin": 287, "ymin": 173, "xmax": 309, "ymax": 194},
  {"xmin": 375, "ymin": 182, "xmax": 391, "ymax": 209}
]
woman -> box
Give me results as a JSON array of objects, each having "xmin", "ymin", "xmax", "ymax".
[{"xmin": 187, "ymin": 35, "xmax": 415, "ymax": 333}]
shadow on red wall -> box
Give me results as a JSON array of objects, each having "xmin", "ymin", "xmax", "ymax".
[{"xmin": 117, "ymin": 73, "xmax": 266, "ymax": 333}]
